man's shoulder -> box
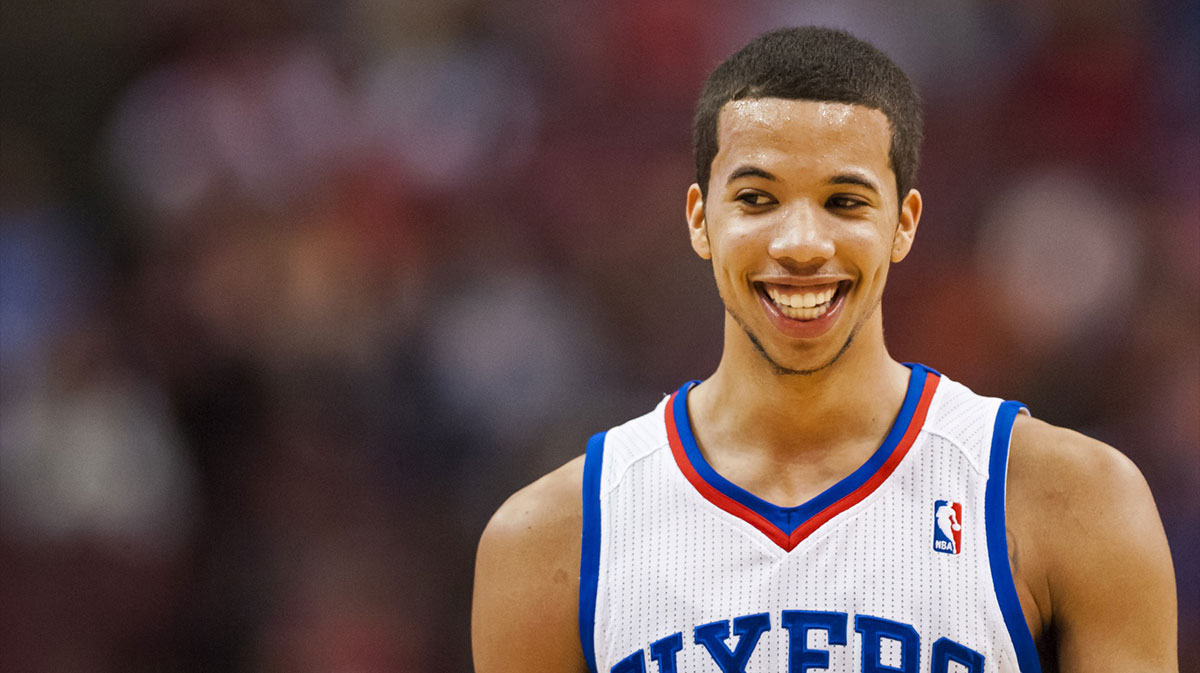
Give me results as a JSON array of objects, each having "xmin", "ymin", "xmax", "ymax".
[
  {"xmin": 481, "ymin": 454, "xmax": 587, "ymax": 553},
  {"xmin": 1006, "ymin": 413, "xmax": 1148, "ymax": 513},
  {"xmin": 479, "ymin": 388, "xmax": 671, "ymax": 552},
  {"xmin": 473, "ymin": 455, "xmax": 590, "ymax": 672},
  {"xmin": 1004, "ymin": 412, "xmax": 1174, "ymax": 656},
  {"xmin": 1005, "ymin": 414, "xmax": 1153, "ymax": 554}
]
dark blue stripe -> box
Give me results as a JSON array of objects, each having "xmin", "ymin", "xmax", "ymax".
[
  {"xmin": 904, "ymin": 361, "xmax": 941, "ymax": 377},
  {"xmin": 985, "ymin": 401, "xmax": 1042, "ymax": 673},
  {"xmin": 579, "ymin": 431, "xmax": 607, "ymax": 673},
  {"xmin": 672, "ymin": 363, "xmax": 931, "ymax": 536}
]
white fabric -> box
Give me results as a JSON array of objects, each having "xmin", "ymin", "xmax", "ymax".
[{"xmin": 590, "ymin": 373, "xmax": 1024, "ymax": 672}]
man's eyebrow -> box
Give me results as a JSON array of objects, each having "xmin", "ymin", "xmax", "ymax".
[
  {"xmin": 726, "ymin": 166, "xmax": 779, "ymax": 185},
  {"xmin": 829, "ymin": 173, "xmax": 880, "ymax": 194}
]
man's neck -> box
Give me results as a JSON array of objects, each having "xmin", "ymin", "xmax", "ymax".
[{"xmin": 688, "ymin": 316, "xmax": 912, "ymax": 465}]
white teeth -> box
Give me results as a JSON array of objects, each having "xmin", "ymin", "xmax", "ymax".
[
  {"xmin": 764, "ymin": 285, "xmax": 838, "ymax": 320},
  {"xmin": 764, "ymin": 286, "xmax": 836, "ymax": 308}
]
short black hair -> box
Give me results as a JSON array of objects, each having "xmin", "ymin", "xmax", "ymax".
[{"xmin": 693, "ymin": 27, "xmax": 923, "ymax": 204}]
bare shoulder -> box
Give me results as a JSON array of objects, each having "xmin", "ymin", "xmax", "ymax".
[
  {"xmin": 1006, "ymin": 414, "xmax": 1177, "ymax": 672},
  {"xmin": 1005, "ymin": 415, "xmax": 1163, "ymax": 564},
  {"xmin": 472, "ymin": 454, "xmax": 589, "ymax": 673},
  {"xmin": 1006, "ymin": 414, "xmax": 1153, "ymax": 535},
  {"xmin": 1008, "ymin": 413, "xmax": 1144, "ymax": 491},
  {"xmin": 479, "ymin": 453, "xmax": 587, "ymax": 555}
]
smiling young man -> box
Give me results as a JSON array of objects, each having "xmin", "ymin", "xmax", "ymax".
[{"xmin": 472, "ymin": 27, "xmax": 1177, "ymax": 672}]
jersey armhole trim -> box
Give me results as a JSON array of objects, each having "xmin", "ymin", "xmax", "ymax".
[
  {"xmin": 580, "ymin": 431, "xmax": 606, "ymax": 673},
  {"xmin": 985, "ymin": 400, "xmax": 1042, "ymax": 673}
]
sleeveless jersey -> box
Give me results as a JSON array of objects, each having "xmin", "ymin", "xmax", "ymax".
[{"xmin": 578, "ymin": 364, "xmax": 1041, "ymax": 673}]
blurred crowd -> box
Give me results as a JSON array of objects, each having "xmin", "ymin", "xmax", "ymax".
[{"xmin": 1, "ymin": 0, "xmax": 1197, "ymax": 670}]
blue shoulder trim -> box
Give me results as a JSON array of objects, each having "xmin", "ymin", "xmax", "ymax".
[
  {"xmin": 984, "ymin": 401, "xmax": 1042, "ymax": 673},
  {"xmin": 580, "ymin": 431, "xmax": 607, "ymax": 673}
]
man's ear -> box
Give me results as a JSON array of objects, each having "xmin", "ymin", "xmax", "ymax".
[
  {"xmin": 687, "ymin": 183, "xmax": 711, "ymax": 260},
  {"xmin": 892, "ymin": 188, "xmax": 922, "ymax": 263}
]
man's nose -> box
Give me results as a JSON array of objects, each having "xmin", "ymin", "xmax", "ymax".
[{"xmin": 767, "ymin": 202, "xmax": 835, "ymax": 266}]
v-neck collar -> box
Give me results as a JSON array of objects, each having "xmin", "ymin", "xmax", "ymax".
[{"xmin": 665, "ymin": 363, "xmax": 941, "ymax": 552}]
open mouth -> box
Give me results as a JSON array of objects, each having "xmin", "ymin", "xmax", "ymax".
[{"xmin": 757, "ymin": 281, "xmax": 848, "ymax": 322}]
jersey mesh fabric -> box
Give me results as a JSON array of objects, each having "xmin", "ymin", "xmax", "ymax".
[{"xmin": 589, "ymin": 370, "xmax": 1027, "ymax": 672}]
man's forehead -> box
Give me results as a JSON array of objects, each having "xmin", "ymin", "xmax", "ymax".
[
  {"xmin": 717, "ymin": 98, "xmax": 889, "ymax": 139},
  {"xmin": 722, "ymin": 98, "xmax": 875, "ymax": 123},
  {"xmin": 713, "ymin": 98, "xmax": 893, "ymax": 173}
]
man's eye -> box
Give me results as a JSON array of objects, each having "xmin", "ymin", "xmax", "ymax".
[
  {"xmin": 828, "ymin": 196, "xmax": 866, "ymax": 209},
  {"xmin": 737, "ymin": 192, "xmax": 773, "ymax": 206}
]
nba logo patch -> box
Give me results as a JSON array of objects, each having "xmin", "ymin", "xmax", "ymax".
[{"xmin": 933, "ymin": 500, "xmax": 963, "ymax": 554}]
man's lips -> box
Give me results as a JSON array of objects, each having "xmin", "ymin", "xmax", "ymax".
[
  {"xmin": 754, "ymin": 280, "xmax": 850, "ymax": 338},
  {"xmin": 758, "ymin": 281, "xmax": 847, "ymax": 319}
]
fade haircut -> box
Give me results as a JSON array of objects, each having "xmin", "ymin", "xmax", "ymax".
[{"xmin": 693, "ymin": 27, "xmax": 923, "ymax": 205}]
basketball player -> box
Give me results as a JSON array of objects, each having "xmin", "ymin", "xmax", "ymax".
[{"xmin": 472, "ymin": 27, "xmax": 1177, "ymax": 672}]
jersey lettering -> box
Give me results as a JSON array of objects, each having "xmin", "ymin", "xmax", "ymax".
[
  {"xmin": 693, "ymin": 613, "xmax": 771, "ymax": 672},
  {"xmin": 610, "ymin": 651, "xmax": 646, "ymax": 673},
  {"xmin": 931, "ymin": 637, "xmax": 985, "ymax": 673},
  {"xmin": 649, "ymin": 633, "xmax": 683, "ymax": 673},
  {"xmin": 615, "ymin": 611, "xmax": 986, "ymax": 672},
  {"xmin": 855, "ymin": 615, "xmax": 920, "ymax": 673},
  {"xmin": 783, "ymin": 610, "xmax": 849, "ymax": 672}
]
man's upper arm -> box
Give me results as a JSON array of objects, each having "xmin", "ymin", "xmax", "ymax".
[
  {"xmin": 472, "ymin": 455, "xmax": 590, "ymax": 673},
  {"xmin": 1008, "ymin": 416, "xmax": 1177, "ymax": 672}
]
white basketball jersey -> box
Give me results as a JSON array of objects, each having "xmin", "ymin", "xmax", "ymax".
[{"xmin": 579, "ymin": 364, "xmax": 1041, "ymax": 673}]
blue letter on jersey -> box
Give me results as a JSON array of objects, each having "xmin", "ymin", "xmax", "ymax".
[
  {"xmin": 694, "ymin": 613, "xmax": 771, "ymax": 672},
  {"xmin": 782, "ymin": 610, "xmax": 848, "ymax": 672},
  {"xmin": 648, "ymin": 633, "xmax": 683, "ymax": 673},
  {"xmin": 855, "ymin": 615, "xmax": 919, "ymax": 673},
  {"xmin": 931, "ymin": 637, "xmax": 984, "ymax": 673},
  {"xmin": 610, "ymin": 651, "xmax": 645, "ymax": 673}
]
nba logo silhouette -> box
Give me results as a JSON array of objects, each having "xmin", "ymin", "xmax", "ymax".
[{"xmin": 933, "ymin": 500, "xmax": 963, "ymax": 554}]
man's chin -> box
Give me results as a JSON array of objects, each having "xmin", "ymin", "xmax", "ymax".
[
  {"xmin": 729, "ymin": 309, "xmax": 856, "ymax": 376},
  {"xmin": 745, "ymin": 328, "xmax": 855, "ymax": 376}
]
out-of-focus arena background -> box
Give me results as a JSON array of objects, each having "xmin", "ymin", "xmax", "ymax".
[{"xmin": 1, "ymin": 0, "xmax": 1196, "ymax": 670}]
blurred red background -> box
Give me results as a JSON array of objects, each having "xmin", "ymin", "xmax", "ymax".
[{"xmin": 2, "ymin": 0, "xmax": 1196, "ymax": 670}]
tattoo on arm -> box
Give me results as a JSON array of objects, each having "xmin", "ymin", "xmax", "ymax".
[{"xmin": 1007, "ymin": 527, "xmax": 1019, "ymax": 572}]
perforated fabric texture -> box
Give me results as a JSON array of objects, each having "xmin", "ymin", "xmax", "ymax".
[{"xmin": 589, "ymin": 372, "xmax": 1027, "ymax": 672}]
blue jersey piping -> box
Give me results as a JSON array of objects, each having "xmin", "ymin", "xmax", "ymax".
[
  {"xmin": 579, "ymin": 431, "xmax": 606, "ymax": 673},
  {"xmin": 985, "ymin": 400, "xmax": 1042, "ymax": 672}
]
